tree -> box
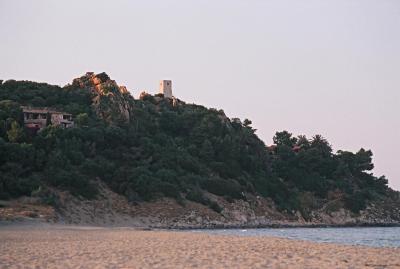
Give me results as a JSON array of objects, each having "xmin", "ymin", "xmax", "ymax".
[
  {"xmin": 7, "ymin": 121, "xmax": 24, "ymax": 143},
  {"xmin": 273, "ymin": 131, "xmax": 297, "ymax": 147},
  {"xmin": 296, "ymin": 135, "xmax": 310, "ymax": 149},
  {"xmin": 200, "ymin": 139, "xmax": 214, "ymax": 162},
  {"xmin": 310, "ymin": 134, "xmax": 332, "ymax": 155},
  {"xmin": 0, "ymin": 100, "xmax": 23, "ymax": 138},
  {"xmin": 0, "ymin": 100, "xmax": 22, "ymax": 122},
  {"xmin": 76, "ymin": 113, "xmax": 89, "ymax": 127},
  {"xmin": 231, "ymin": 118, "xmax": 242, "ymax": 129},
  {"xmin": 243, "ymin": 119, "xmax": 252, "ymax": 127},
  {"xmin": 354, "ymin": 148, "xmax": 374, "ymax": 172}
]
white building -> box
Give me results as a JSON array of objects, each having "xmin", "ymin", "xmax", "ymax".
[{"xmin": 159, "ymin": 80, "xmax": 173, "ymax": 98}]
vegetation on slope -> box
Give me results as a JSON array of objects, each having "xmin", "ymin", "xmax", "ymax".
[{"xmin": 0, "ymin": 74, "xmax": 397, "ymax": 216}]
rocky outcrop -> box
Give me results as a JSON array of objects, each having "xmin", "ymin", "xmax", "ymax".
[
  {"xmin": 119, "ymin": 86, "xmax": 129, "ymax": 94},
  {"xmin": 28, "ymin": 182, "xmax": 398, "ymax": 228},
  {"xmin": 72, "ymin": 72, "xmax": 134, "ymax": 123},
  {"xmin": 139, "ymin": 91, "xmax": 150, "ymax": 100},
  {"xmin": 2, "ymin": 184, "xmax": 399, "ymax": 228}
]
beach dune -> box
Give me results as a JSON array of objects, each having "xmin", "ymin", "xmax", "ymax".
[{"xmin": 0, "ymin": 227, "xmax": 399, "ymax": 269}]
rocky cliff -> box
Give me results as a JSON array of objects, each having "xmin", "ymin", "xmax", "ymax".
[{"xmin": 72, "ymin": 72, "xmax": 134, "ymax": 123}]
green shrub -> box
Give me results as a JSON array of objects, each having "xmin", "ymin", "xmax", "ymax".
[
  {"xmin": 209, "ymin": 201, "xmax": 222, "ymax": 213},
  {"xmin": 186, "ymin": 189, "xmax": 209, "ymax": 205},
  {"xmin": 201, "ymin": 178, "xmax": 243, "ymax": 199},
  {"xmin": 345, "ymin": 191, "xmax": 371, "ymax": 213}
]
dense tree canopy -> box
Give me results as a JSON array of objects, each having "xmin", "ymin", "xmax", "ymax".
[{"xmin": 0, "ymin": 78, "xmax": 395, "ymax": 214}]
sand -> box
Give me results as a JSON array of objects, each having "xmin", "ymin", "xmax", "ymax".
[{"xmin": 0, "ymin": 227, "xmax": 399, "ymax": 269}]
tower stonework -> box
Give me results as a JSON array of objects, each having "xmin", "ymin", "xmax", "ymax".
[{"xmin": 159, "ymin": 80, "xmax": 172, "ymax": 98}]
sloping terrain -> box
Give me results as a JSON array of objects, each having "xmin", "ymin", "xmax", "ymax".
[{"xmin": 0, "ymin": 72, "xmax": 399, "ymax": 226}]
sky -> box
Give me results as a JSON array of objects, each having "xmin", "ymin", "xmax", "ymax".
[{"xmin": 0, "ymin": 0, "xmax": 399, "ymax": 190}]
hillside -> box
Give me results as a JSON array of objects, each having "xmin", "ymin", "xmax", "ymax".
[{"xmin": 0, "ymin": 72, "xmax": 399, "ymax": 227}]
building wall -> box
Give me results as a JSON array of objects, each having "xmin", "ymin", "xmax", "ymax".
[
  {"xmin": 22, "ymin": 107, "xmax": 74, "ymax": 129},
  {"xmin": 51, "ymin": 113, "xmax": 64, "ymax": 125},
  {"xmin": 159, "ymin": 80, "xmax": 172, "ymax": 98}
]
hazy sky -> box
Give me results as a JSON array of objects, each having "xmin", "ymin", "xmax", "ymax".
[{"xmin": 1, "ymin": 0, "xmax": 399, "ymax": 190}]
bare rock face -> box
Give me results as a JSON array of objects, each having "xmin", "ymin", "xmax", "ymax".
[
  {"xmin": 139, "ymin": 91, "xmax": 151, "ymax": 100},
  {"xmin": 119, "ymin": 86, "xmax": 129, "ymax": 94},
  {"xmin": 72, "ymin": 72, "xmax": 133, "ymax": 123}
]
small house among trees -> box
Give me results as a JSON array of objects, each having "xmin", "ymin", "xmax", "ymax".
[{"xmin": 22, "ymin": 106, "xmax": 74, "ymax": 130}]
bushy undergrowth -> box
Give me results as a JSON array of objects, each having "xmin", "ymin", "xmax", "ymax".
[{"xmin": 0, "ymin": 79, "xmax": 393, "ymax": 214}]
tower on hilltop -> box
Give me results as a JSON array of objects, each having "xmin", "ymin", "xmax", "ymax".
[{"xmin": 159, "ymin": 80, "xmax": 172, "ymax": 98}]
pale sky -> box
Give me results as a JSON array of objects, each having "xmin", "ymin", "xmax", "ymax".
[{"xmin": 1, "ymin": 0, "xmax": 399, "ymax": 190}]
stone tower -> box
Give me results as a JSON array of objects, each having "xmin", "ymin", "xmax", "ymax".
[{"xmin": 159, "ymin": 80, "xmax": 172, "ymax": 98}]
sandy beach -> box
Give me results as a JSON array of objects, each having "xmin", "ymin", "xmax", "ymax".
[{"xmin": 0, "ymin": 227, "xmax": 399, "ymax": 269}]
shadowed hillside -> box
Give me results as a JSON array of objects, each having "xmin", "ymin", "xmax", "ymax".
[{"xmin": 0, "ymin": 73, "xmax": 399, "ymax": 226}]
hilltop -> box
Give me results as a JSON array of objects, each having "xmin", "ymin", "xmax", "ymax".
[{"xmin": 0, "ymin": 72, "xmax": 399, "ymax": 227}]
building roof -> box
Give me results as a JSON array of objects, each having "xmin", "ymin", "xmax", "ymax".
[{"xmin": 21, "ymin": 106, "xmax": 72, "ymax": 116}]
